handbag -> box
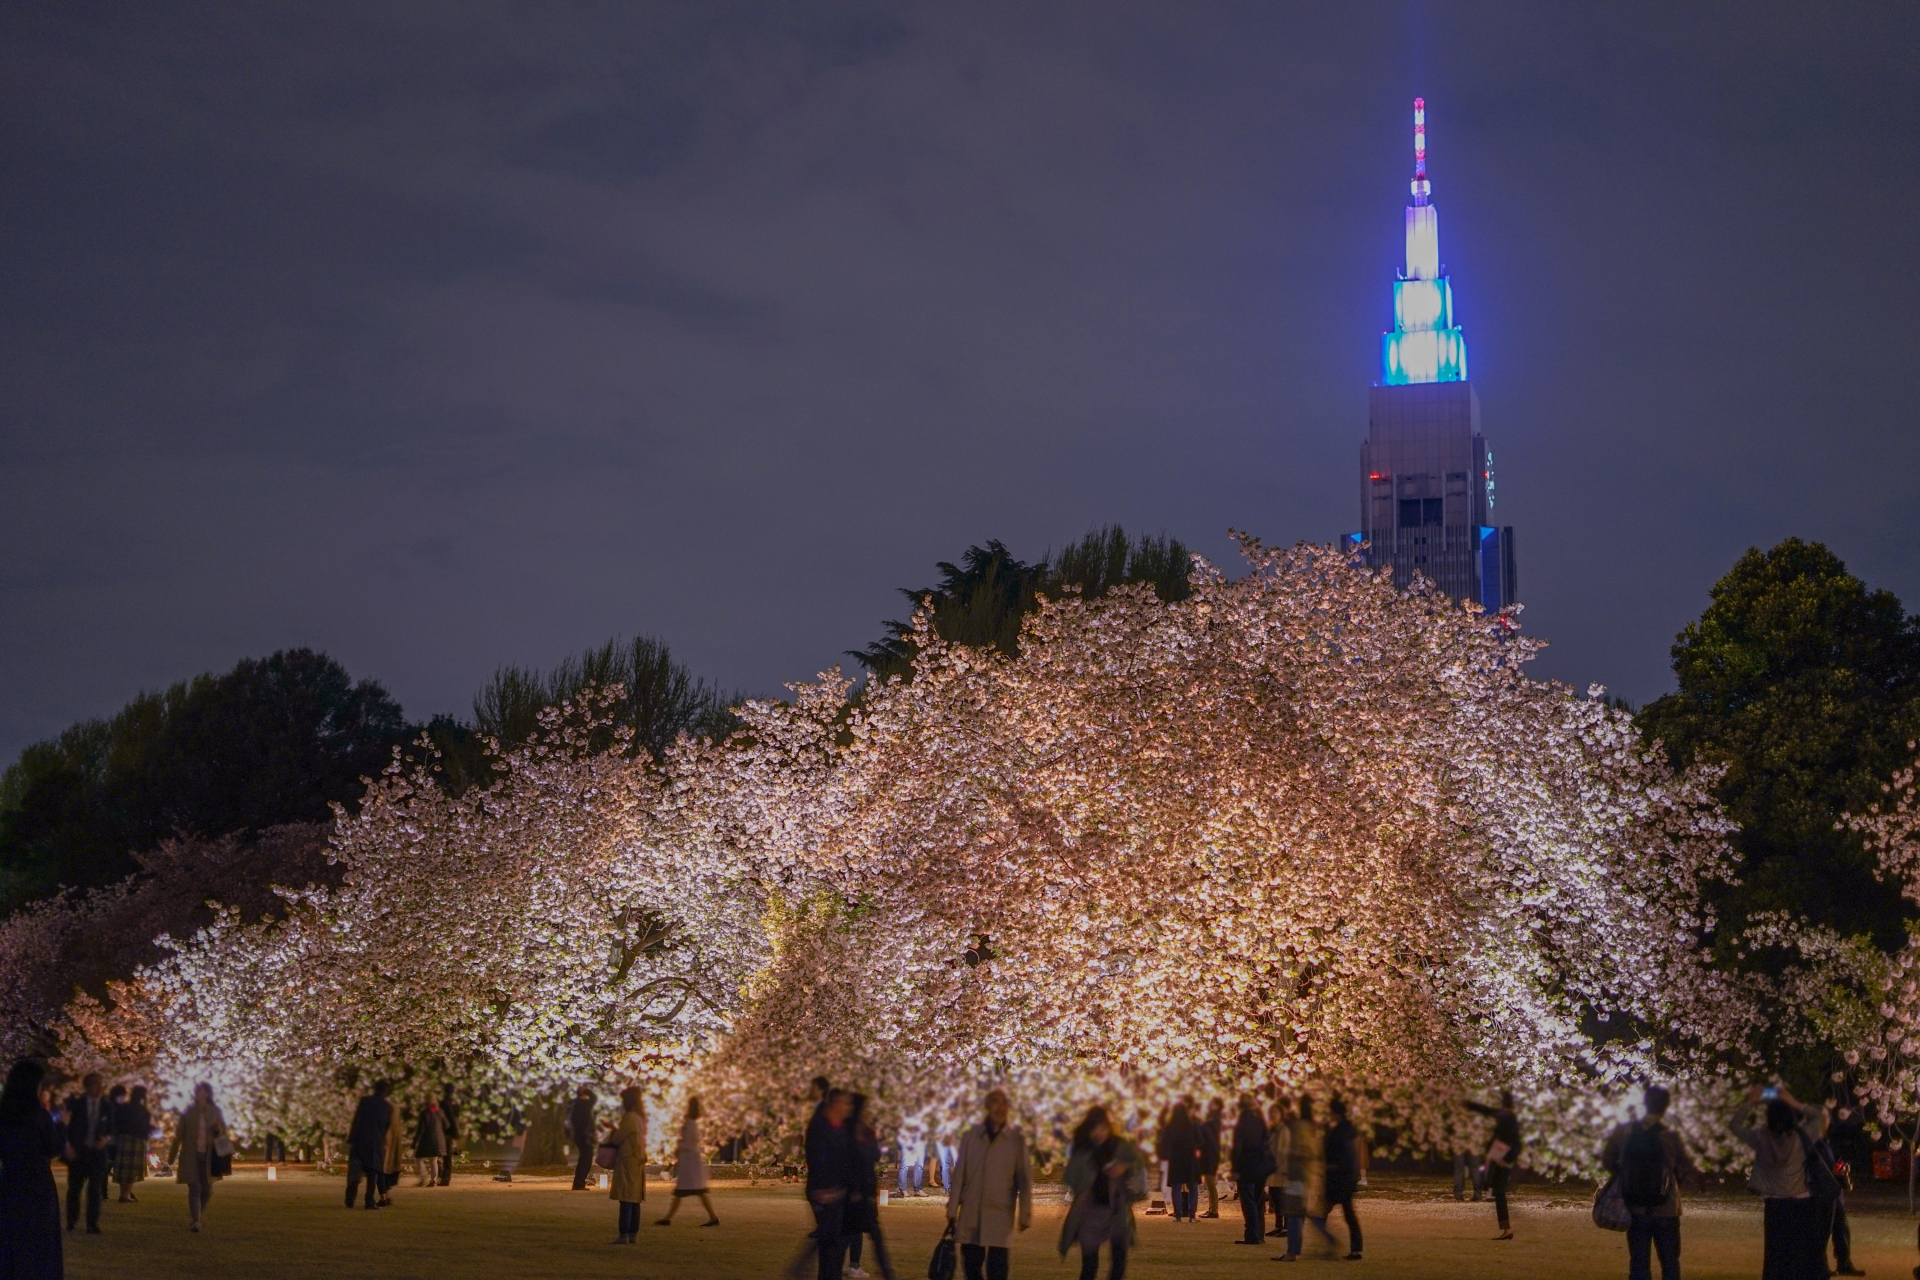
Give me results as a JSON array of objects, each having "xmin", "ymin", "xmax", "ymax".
[
  {"xmin": 213, "ymin": 1135, "xmax": 235, "ymax": 1158},
  {"xmin": 596, "ymin": 1140, "xmax": 620, "ymax": 1170},
  {"xmin": 1591, "ymin": 1175, "xmax": 1631, "ymax": 1232},
  {"xmin": 926, "ymin": 1221, "xmax": 957, "ymax": 1280}
]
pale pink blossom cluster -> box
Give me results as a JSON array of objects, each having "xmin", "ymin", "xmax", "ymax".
[{"xmin": 142, "ymin": 539, "xmax": 1758, "ymax": 1173}]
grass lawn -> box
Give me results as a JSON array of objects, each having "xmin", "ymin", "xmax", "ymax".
[{"xmin": 60, "ymin": 1168, "xmax": 1920, "ymax": 1279}]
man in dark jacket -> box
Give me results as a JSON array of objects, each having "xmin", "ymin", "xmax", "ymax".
[
  {"xmin": 63, "ymin": 1073, "xmax": 113, "ymax": 1233},
  {"xmin": 1323, "ymin": 1098, "xmax": 1363, "ymax": 1261},
  {"xmin": 1156, "ymin": 1101, "xmax": 1203, "ymax": 1221},
  {"xmin": 805, "ymin": 1089, "xmax": 855, "ymax": 1280},
  {"xmin": 568, "ymin": 1084, "xmax": 597, "ymax": 1190},
  {"xmin": 346, "ymin": 1081, "xmax": 393, "ymax": 1209},
  {"xmin": 1230, "ymin": 1092, "xmax": 1271, "ymax": 1245}
]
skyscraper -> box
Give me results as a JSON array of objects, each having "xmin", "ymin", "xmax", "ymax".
[{"xmin": 1349, "ymin": 99, "xmax": 1516, "ymax": 612}]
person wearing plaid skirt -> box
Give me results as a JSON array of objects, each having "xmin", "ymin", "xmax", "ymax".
[{"xmin": 113, "ymin": 1086, "xmax": 152, "ymax": 1201}]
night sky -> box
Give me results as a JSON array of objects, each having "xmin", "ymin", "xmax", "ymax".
[{"xmin": 4, "ymin": 3, "xmax": 1916, "ymax": 759}]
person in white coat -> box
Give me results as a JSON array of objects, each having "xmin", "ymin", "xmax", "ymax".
[
  {"xmin": 657, "ymin": 1096, "xmax": 719, "ymax": 1227},
  {"xmin": 898, "ymin": 1119, "xmax": 929, "ymax": 1197},
  {"xmin": 946, "ymin": 1089, "xmax": 1033, "ymax": 1280}
]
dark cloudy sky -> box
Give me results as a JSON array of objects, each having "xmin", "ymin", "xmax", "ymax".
[{"xmin": 3, "ymin": 2, "xmax": 1916, "ymax": 758}]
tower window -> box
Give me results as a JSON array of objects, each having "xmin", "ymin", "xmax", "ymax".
[{"xmin": 1422, "ymin": 497, "xmax": 1443, "ymax": 526}]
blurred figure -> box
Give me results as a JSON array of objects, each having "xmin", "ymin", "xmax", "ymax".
[
  {"xmin": 1060, "ymin": 1106, "xmax": 1144, "ymax": 1280},
  {"xmin": 0, "ymin": 1058, "xmax": 64, "ymax": 1279},
  {"xmin": 1229, "ymin": 1093, "xmax": 1272, "ymax": 1245},
  {"xmin": 113, "ymin": 1085, "xmax": 152, "ymax": 1202},
  {"xmin": 1155, "ymin": 1100, "xmax": 1202, "ymax": 1222},
  {"xmin": 1322, "ymin": 1098, "xmax": 1363, "ymax": 1261},
  {"xmin": 1730, "ymin": 1083, "xmax": 1828, "ymax": 1280},
  {"xmin": 1452, "ymin": 1147, "xmax": 1487, "ymax": 1201},
  {"xmin": 659, "ymin": 1096, "xmax": 719, "ymax": 1227},
  {"xmin": 1601, "ymin": 1084, "xmax": 1698, "ymax": 1280},
  {"xmin": 1465, "ymin": 1091, "xmax": 1522, "ymax": 1240},
  {"xmin": 805, "ymin": 1087, "xmax": 856, "ymax": 1280},
  {"xmin": 63, "ymin": 1071, "xmax": 112, "ymax": 1233},
  {"xmin": 569, "ymin": 1083, "xmax": 597, "ymax": 1191},
  {"xmin": 437, "ymin": 1084, "xmax": 461, "ymax": 1185},
  {"xmin": 167, "ymin": 1082, "xmax": 229, "ymax": 1232},
  {"xmin": 1264, "ymin": 1098, "xmax": 1292, "ymax": 1239},
  {"xmin": 103, "ymin": 1085, "xmax": 126, "ymax": 1191},
  {"xmin": 1816, "ymin": 1114, "xmax": 1863, "ymax": 1278},
  {"xmin": 1199, "ymin": 1098, "xmax": 1224, "ymax": 1218},
  {"xmin": 379, "ymin": 1093, "xmax": 404, "ymax": 1204},
  {"xmin": 607, "ymin": 1084, "xmax": 648, "ymax": 1244},
  {"xmin": 897, "ymin": 1117, "xmax": 928, "ymax": 1198},
  {"xmin": 839, "ymin": 1094, "xmax": 893, "ymax": 1279},
  {"xmin": 345, "ymin": 1080, "xmax": 392, "ymax": 1209},
  {"xmin": 413, "ymin": 1095, "xmax": 448, "ymax": 1187},
  {"xmin": 1277, "ymin": 1095, "xmax": 1333, "ymax": 1262},
  {"xmin": 936, "ymin": 1130, "xmax": 958, "ymax": 1192},
  {"xmin": 947, "ymin": 1088, "xmax": 1033, "ymax": 1280}
]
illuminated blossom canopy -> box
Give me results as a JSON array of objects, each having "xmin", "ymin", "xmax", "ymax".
[{"xmin": 144, "ymin": 539, "xmax": 1757, "ymax": 1173}]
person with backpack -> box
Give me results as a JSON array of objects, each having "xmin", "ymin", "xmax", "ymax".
[
  {"xmin": 1729, "ymin": 1083, "xmax": 1830, "ymax": 1280},
  {"xmin": 1601, "ymin": 1085, "xmax": 1699, "ymax": 1280}
]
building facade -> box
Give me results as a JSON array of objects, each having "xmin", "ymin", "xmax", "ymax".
[{"xmin": 1349, "ymin": 99, "xmax": 1516, "ymax": 613}]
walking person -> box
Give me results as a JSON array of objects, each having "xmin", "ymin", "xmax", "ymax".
[
  {"xmin": 567, "ymin": 1084, "xmax": 597, "ymax": 1191},
  {"xmin": 806, "ymin": 1087, "xmax": 857, "ymax": 1280},
  {"xmin": 1730, "ymin": 1084, "xmax": 1830, "ymax": 1280},
  {"xmin": 1466, "ymin": 1090, "xmax": 1522, "ymax": 1240},
  {"xmin": 413, "ymin": 1095, "xmax": 448, "ymax": 1187},
  {"xmin": 112, "ymin": 1085, "xmax": 152, "ymax": 1202},
  {"xmin": 947, "ymin": 1088, "xmax": 1034, "ymax": 1280},
  {"xmin": 1322, "ymin": 1099, "xmax": 1363, "ymax": 1261},
  {"xmin": 840, "ymin": 1093, "xmax": 895, "ymax": 1280},
  {"xmin": 658, "ymin": 1096, "xmax": 719, "ymax": 1226},
  {"xmin": 1276, "ymin": 1095, "xmax": 1332, "ymax": 1262},
  {"xmin": 1059, "ymin": 1106, "xmax": 1145, "ymax": 1280},
  {"xmin": 345, "ymin": 1081, "xmax": 392, "ymax": 1209},
  {"xmin": 1200, "ymin": 1098, "xmax": 1224, "ymax": 1218},
  {"xmin": 1601, "ymin": 1085, "xmax": 1699, "ymax": 1280},
  {"xmin": 1, "ymin": 1058, "xmax": 65, "ymax": 1280},
  {"xmin": 62, "ymin": 1071, "xmax": 113, "ymax": 1233},
  {"xmin": 1155, "ymin": 1100, "xmax": 1202, "ymax": 1222},
  {"xmin": 1229, "ymin": 1092, "xmax": 1274, "ymax": 1245},
  {"xmin": 166, "ymin": 1082, "xmax": 230, "ymax": 1233}
]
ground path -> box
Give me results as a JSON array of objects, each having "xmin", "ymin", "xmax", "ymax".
[{"xmin": 62, "ymin": 1169, "xmax": 1920, "ymax": 1279}]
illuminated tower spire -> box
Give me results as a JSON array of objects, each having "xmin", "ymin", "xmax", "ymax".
[{"xmin": 1382, "ymin": 97, "xmax": 1467, "ymax": 383}]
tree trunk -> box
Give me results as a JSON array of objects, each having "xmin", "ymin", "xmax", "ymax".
[{"xmin": 519, "ymin": 1094, "xmax": 568, "ymax": 1168}]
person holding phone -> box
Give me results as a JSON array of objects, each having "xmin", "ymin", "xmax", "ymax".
[
  {"xmin": 1465, "ymin": 1092, "xmax": 1522, "ymax": 1240},
  {"xmin": 1730, "ymin": 1083, "xmax": 1829, "ymax": 1280}
]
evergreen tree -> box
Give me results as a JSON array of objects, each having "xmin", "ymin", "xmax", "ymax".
[{"xmin": 1638, "ymin": 539, "xmax": 1920, "ymax": 952}]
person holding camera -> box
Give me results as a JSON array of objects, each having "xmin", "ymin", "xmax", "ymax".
[{"xmin": 1729, "ymin": 1083, "xmax": 1830, "ymax": 1280}]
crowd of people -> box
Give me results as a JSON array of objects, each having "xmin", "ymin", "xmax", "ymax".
[{"xmin": 0, "ymin": 1053, "xmax": 1896, "ymax": 1280}]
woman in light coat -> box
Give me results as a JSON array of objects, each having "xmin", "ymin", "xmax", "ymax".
[
  {"xmin": 946, "ymin": 1089, "xmax": 1033, "ymax": 1276},
  {"xmin": 379, "ymin": 1098, "xmax": 404, "ymax": 1204},
  {"xmin": 166, "ymin": 1082, "xmax": 230, "ymax": 1232},
  {"xmin": 657, "ymin": 1095, "xmax": 717, "ymax": 1226},
  {"xmin": 607, "ymin": 1085, "xmax": 648, "ymax": 1244},
  {"xmin": 1059, "ymin": 1106, "xmax": 1146, "ymax": 1280}
]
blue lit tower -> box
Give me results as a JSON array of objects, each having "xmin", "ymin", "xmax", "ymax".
[{"xmin": 1349, "ymin": 99, "xmax": 1516, "ymax": 611}]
